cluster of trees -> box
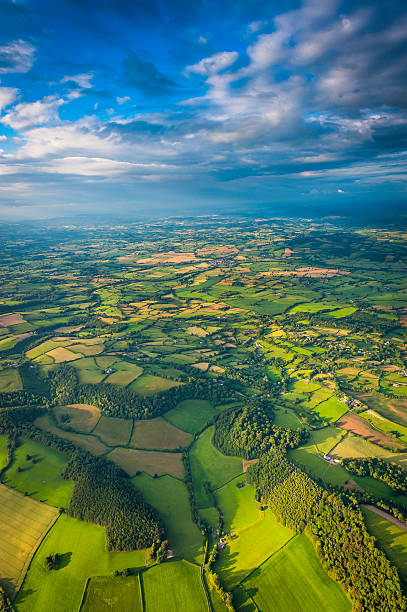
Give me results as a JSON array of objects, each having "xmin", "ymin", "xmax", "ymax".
[
  {"xmin": 341, "ymin": 457, "xmax": 407, "ymax": 492},
  {"xmin": 43, "ymin": 553, "xmax": 60, "ymax": 571},
  {"xmin": 62, "ymin": 451, "xmax": 164, "ymax": 550},
  {"xmin": 48, "ymin": 365, "xmax": 237, "ymax": 420},
  {"xmin": 147, "ymin": 539, "xmax": 169, "ymax": 565},
  {"xmin": 213, "ymin": 402, "xmax": 308, "ymax": 459},
  {"xmin": 248, "ymin": 450, "xmax": 406, "ymax": 611}
]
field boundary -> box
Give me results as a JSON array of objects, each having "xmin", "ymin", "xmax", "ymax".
[{"xmin": 77, "ymin": 576, "xmax": 91, "ymax": 611}]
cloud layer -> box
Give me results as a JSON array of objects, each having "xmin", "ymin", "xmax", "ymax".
[{"xmin": 0, "ymin": 0, "xmax": 406, "ymax": 216}]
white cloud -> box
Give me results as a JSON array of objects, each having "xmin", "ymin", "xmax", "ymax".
[
  {"xmin": 0, "ymin": 87, "xmax": 18, "ymax": 112},
  {"xmin": 61, "ymin": 73, "xmax": 93, "ymax": 88},
  {"xmin": 0, "ymin": 40, "xmax": 35, "ymax": 74},
  {"xmin": 186, "ymin": 51, "xmax": 238, "ymax": 75},
  {"xmin": 41, "ymin": 156, "xmax": 172, "ymax": 177},
  {"xmin": 116, "ymin": 96, "xmax": 130, "ymax": 105},
  {"xmin": 1, "ymin": 96, "xmax": 65, "ymax": 130},
  {"xmin": 337, "ymin": 188, "xmax": 344, "ymax": 193}
]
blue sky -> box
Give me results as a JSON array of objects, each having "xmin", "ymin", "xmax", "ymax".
[{"xmin": 0, "ymin": 0, "xmax": 406, "ymax": 218}]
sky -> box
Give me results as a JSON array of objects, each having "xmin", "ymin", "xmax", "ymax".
[{"xmin": 0, "ymin": 0, "xmax": 406, "ymax": 219}]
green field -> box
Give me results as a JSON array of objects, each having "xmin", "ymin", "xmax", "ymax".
[
  {"xmin": 3, "ymin": 438, "xmax": 74, "ymax": 507},
  {"xmin": 216, "ymin": 510, "xmax": 293, "ymax": 589},
  {"xmin": 163, "ymin": 399, "xmax": 218, "ymax": 434},
  {"xmin": 215, "ymin": 475, "xmax": 260, "ymax": 533},
  {"xmin": 313, "ymin": 397, "xmax": 348, "ymax": 422},
  {"xmin": 0, "ymin": 433, "xmax": 9, "ymax": 471},
  {"xmin": 15, "ymin": 514, "xmax": 147, "ymax": 612},
  {"xmin": 0, "ymin": 367, "xmax": 22, "ymax": 391},
  {"xmin": 241, "ymin": 534, "xmax": 351, "ymax": 612},
  {"xmin": 190, "ymin": 427, "xmax": 243, "ymax": 507},
  {"xmin": 142, "ymin": 560, "xmax": 207, "ymax": 612},
  {"xmin": 272, "ymin": 407, "xmax": 302, "ymax": 429},
  {"xmin": 129, "ymin": 374, "xmax": 181, "ymax": 396},
  {"xmin": 132, "ymin": 473, "xmax": 204, "ymax": 563},
  {"xmin": 362, "ymin": 507, "xmax": 407, "ymax": 579},
  {"xmin": 288, "ymin": 446, "xmax": 349, "ymax": 488},
  {"xmin": 93, "ymin": 416, "xmax": 133, "ymax": 446},
  {"xmin": 81, "ymin": 575, "xmax": 142, "ymax": 612}
]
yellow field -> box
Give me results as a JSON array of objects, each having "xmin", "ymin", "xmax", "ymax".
[
  {"xmin": 0, "ymin": 484, "xmax": 59, "ymax": 595},
  {"xmin": 130, "ymin": 417, "xmax": 192, "ymax": 450},
  {"xmin": 107, "ymin": 448, "xmax": 184, "ymax": 478},
  {"xmin": 47, "ymin": 347, "xmax": 80, "ymax": 363},
  {"xmin": 68, "ymin": 343, "xmax": 104, "ymax": 356},
  {"xmin": 54, "ymin": 404, "xmax": 100, "ymax": 433}
]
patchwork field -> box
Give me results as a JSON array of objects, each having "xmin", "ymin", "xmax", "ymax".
[
  {"xmin": 0, "ymin": 367, "xmax": 22, "ymax": 391},
  {"xmin": 35, "ymin": 416, "xmax": 109, "ymax": 456},
  {"xmin": 241, "ymin": 534, "xmax": 351, "ymax": 612},
  {"xmin": 15, "ymin": 515, "xmax": 147, "ymax": 612},
  {"xmin": 81, "ymin": 575, "xmax": 143, "ymax": 612},
  {"xmin": 337, "ymin": 413, "xmax": 405, "ymax": 450},
  {"xmin": 142, "ymin": 560, "xmax": 207, "ymax": 612},
  {"xmin": 0, "ymin": 484, "xmax": 59, "ymax": 595},
  {"xmin": 130, "ymin": 417, "xmax": 192, "ymax": 450},
  {"xmin": 107, "ymin": 448, "xmax": 184, "ymax": 478}
]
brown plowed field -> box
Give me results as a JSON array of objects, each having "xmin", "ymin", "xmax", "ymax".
[{"xmin": 337, "ymin": 412, "xmax": 405, "ymax": 450}]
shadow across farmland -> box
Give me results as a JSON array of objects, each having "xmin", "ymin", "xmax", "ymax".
[{"xmin": 58, "ymin": 552, "xmax": 72, "ymax": 570}]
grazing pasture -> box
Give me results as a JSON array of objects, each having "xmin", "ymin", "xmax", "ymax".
[
  {"xmin": 107, "ymin": 448, "xmax": 184, "ymax": 479},
  {"xmin": 164, "ymin": 399, "xmax": 218, "ymax": 434},
  {"xmin": 72, "ymin": 358, "xmax": 106, "ymax": 384},
  {"xmin": 132, "ymin": 474, "xmax": 203, "ymax": 563},
  {"xmin": 3, "ymin": 437, "xmax": 74, "ymax": 507},
  {"xmin": 0, "ymin": 484, "xmax": 59, "ymax": 596},
  {"xmin": 242, "ymin": 534, "xmax": 351, "ymax": 612},
  {"xmin": 0, "ymin": 434, "xmax": 8, "ymax": 471},
  {"xmin": 15, "ymin": 514, "xmax": 146, "ymax": 612},
  {"xmin": 46, "ymin": 347, "xmax": 80, "ymax": 363},
  {"xmin": 129, "ymin": 374, "xmax": 181, "ymax": 396},
  {"xmin": 215, "ymin": 475, "xmax": 260, "ymax": 533},
  {"xmin": 216, "ymin": 510, "xmax": 293, "ymax": 589},
  {"xmin": 130, "ymin": 417, "xmax": 192, "ymax": 450},
  {"xmin": 93, "ymin": 416, "xmax": 133, "ymax": 446},
  {"xmin": 81, "ymin": 575, "xmax": 142, "ymax": 612},
  {"xmin": 190, "ymin": 427, "xmax": 243, "ymax": 507},
  {"xmin": 312, "ymin": 397, "xmax": 348, "ymax": 422},
  {"xmin": 54, "ymin": 404, "xmax": 100, "ymax": 433},
  {"xmin": 359, "ymin": 410, "xmax": 407, "ymax": 445},
  {"xmin": 142, "ymin": 560, "xmax": 207, "ymax": 612},
  {"xmin": 0, "ymin": 367, "xmax": 22, "ymax": 391}
]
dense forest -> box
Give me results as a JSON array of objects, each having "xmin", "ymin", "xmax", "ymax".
[
  {"xmin": 63, "ymin": 452, "xmax": 164, "ymax": 550},
  {"xmin": 213, "ymin": 401, "xmax": 308, "ymax": 459},
  {"xmin": 48, "ymin": 365, "xmax": 237, "ymax": 419},
  {"xmin": 341, "ymin": 457, "xmax": 407, "ymax": 492},
  {"xmin": 248, "ymin": 450, "xmax": 406, "ymax": 611}
]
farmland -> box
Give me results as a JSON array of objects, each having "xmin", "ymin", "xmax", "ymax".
[
  {"xmin": 0, "ymin": 485, "xmax": 59, "ymax": 596},
  {"xmin": 240, "ymin": 534, "xmax": 351, "ymax": 612},
  {"xmin": 1, "ymin": 215, "xmax": 407, "ymax": 610}
]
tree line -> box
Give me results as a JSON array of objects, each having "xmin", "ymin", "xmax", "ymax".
[
  {"xmin": 340, "ymin": 457, "xmax": 407, "ymax": 492},
  {"xmin": 48, "ymin": 364, "xmax": 238, "ymax": 419}
]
